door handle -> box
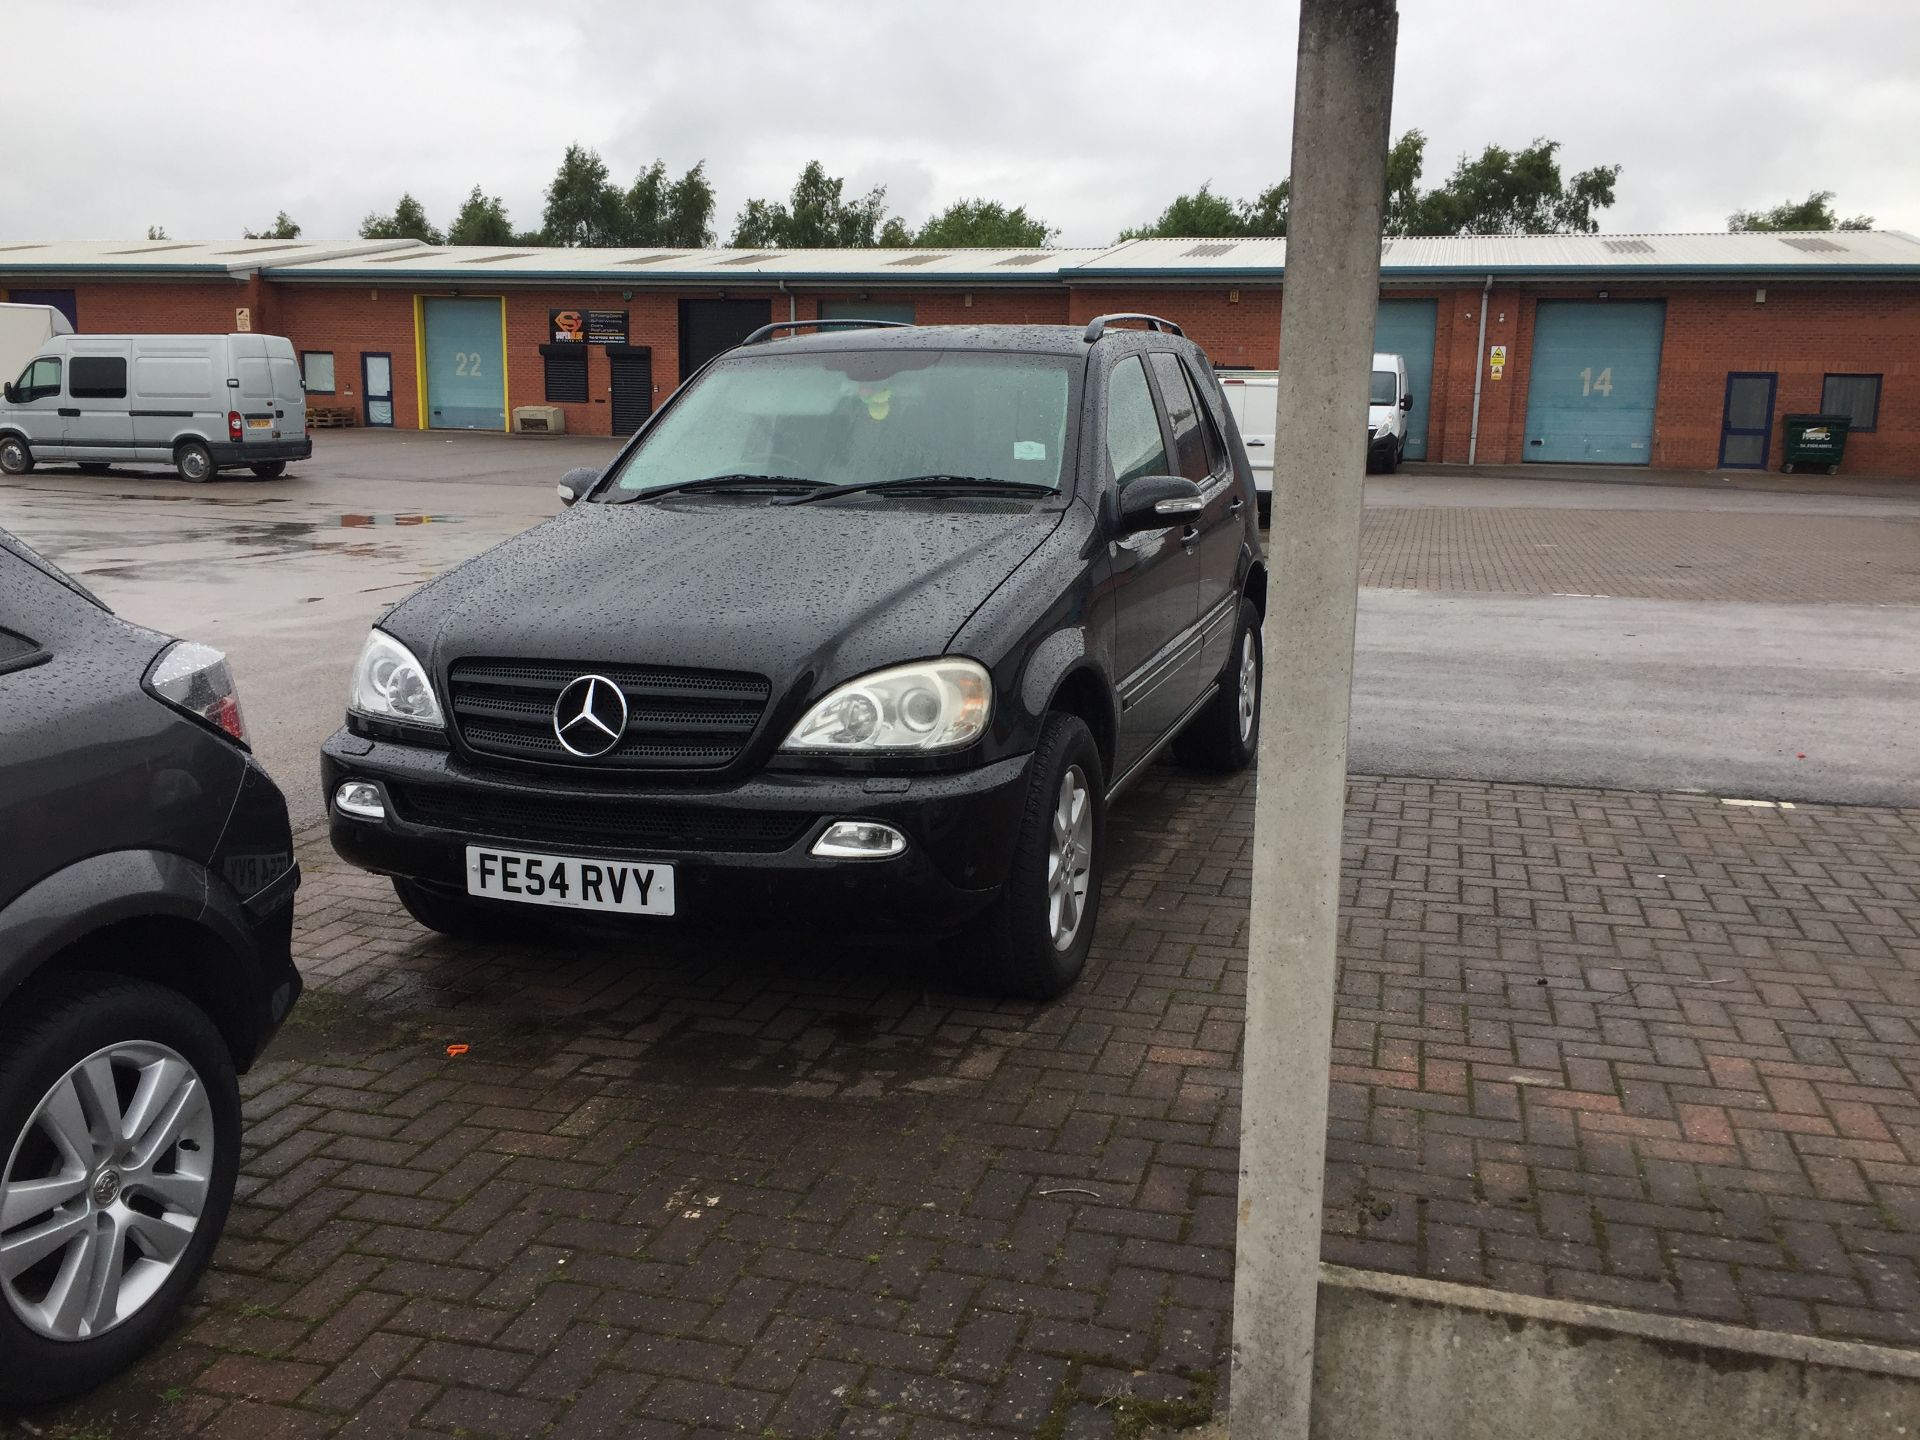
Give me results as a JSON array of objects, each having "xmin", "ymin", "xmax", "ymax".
[
  {"xmin": 57, "ymin": 407, "xmax": 80, "ymax": 417},
  {"xmin": 1228, "ymin": 496, "xmax": 1244, "ymax": 514},
  {"xmin": 1245, "ymin": 438, "xmax": 1267, "ymax": 446},
  {"xmin": 1181, "ymin": 526, "xmax": 1201, "ymax": 547}
]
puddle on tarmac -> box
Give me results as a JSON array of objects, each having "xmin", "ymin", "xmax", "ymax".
[{"xmin": 338, "ymin": 513, "xmax": 463, "ymax": 527}]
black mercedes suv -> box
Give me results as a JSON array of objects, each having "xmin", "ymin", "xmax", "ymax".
[
  {"xmin": 0, "ymin": 527, "xmax": 300, "ymax": 1404},
  {"xmin": 322, "ymin": 316, "xmax": 1265, "ymax": 998}
]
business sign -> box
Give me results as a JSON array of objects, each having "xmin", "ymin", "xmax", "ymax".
[
  {"xmin": 235, "ymin": 306, "xmax": 252, "ymax": 333},
  {"xmin": 549, "ymin": 309, "xmax": 630, "ymax": 345}
]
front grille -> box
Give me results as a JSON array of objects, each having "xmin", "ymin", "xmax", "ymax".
[
  {"xmin": 390, "ymin": 785, "xmax": 811, "ymax": 854},
  {"xmin": 448, "ymin": 658, "xmax": 770, "ymax": 770}
]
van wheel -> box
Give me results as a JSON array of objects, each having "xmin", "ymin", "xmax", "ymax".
[
  {"xmin": 248, "ymin": 461, "xmax": 287, "ymax": 480},
  {"xmin": 0, "ymin": 438, "xmax": 32, "ymax": 475},
  {"xmin": 1387, "ymin": 440, "xmax": 1403, "ymax": 473},
  {"xmin": 1173, "ymin": 598, "xmax": 1263, "ymax": 773},
  {"xmin": 174, "ymin": 443, "xmax": 213, "ymax": 483},
  {"xmin": 0, "ymin": 974, "xmax": 239, "ymax": 1407},
  {"xmin": 951, "ymin": 713, "xmax": 1104, "ymax": 1001}
]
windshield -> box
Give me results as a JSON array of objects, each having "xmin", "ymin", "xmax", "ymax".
[
  {"xmin": 605, "ymin": 349, "xmax": 1076, "ymax": 497},
  {"xmin": 1369, "ymin": 369, "xmax": 1398, "ymax": 405}
]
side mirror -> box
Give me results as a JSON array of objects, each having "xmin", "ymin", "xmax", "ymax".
[
  {"xmin": 1, "ymin": 383, "xmax": 14, "ymax": 405},
  {"xmin": 1399, "ymin": 393, "xmax": 1413, "ymax": 412},
  {"xmin": 1115, "ymin": 475, "xmax": 1204, "ymax": 535},
  {"xmin": 556, "ymin": 466, "xmax": 600, "ymax": 506}
]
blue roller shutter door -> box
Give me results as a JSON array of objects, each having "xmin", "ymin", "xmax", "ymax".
[
  {"xmin": 424, "ymin": 297, "xmax": 505, "ymax": 430},
  {"xmin": 1524, "ymin": 301, "xmax": 1665, "ymax": 464},
  {"xmin": 1372, "ymin": 298, "xmax": 1437, "ymax": 460}
]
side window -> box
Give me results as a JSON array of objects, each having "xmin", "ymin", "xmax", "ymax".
[
  {"xmin": 1147, "ymin": 352, "xmax": 1209, "ymax": 483},
  {"xmin": 15, "ymin": 357, "xmax": 60, "ymax": 400},
  {"xmin": 1105, "ymin": 355, "xmax": 1171, "ymax": 487},
  {"xmin": 1178, "ymin": 356, "xmax": 1229, "ymax": 475},
  {"xmin": 69, "ymin": 356, "xmax": 128, "ymax": 399}
]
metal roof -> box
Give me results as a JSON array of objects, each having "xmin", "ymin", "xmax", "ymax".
[
  {"xmin": 0, "ymin": 238, "xmax": 413, "ymax": 276},
  {"xmin": 2, "ymin": 232, "xmax": 1917, "ymax": 285},
  {"xmin": 1065, "ymin": 231, "xmax": 1920, "ymax": 278}
]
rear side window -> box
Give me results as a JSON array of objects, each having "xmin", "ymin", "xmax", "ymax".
[
  {"xmin": 69, "ymin": 356, "xmax": 128, "ymax": 399},
  {"xmin": 1106, "ymin": 356, "xmax": 1171, "ymax": 487},
  {"xmin": 1148, "ymin": 352, "xmax": 1210, "ymax": 483},
  {"xmin": 1182, "ymin": 359, "xmax": 1229, "ymax": 474},
  {"xmin": 135, "ymin": 356, "xmax": 212, "ymax": 398}
]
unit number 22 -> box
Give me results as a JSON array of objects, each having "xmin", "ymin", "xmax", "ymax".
[
  {"xmin": 1579, "ymin": 367, "xmax": 1613, "ymax": 397},
  {"xmin": 453, "ymin": 351, "xmax": 485, "ymax": 377}
]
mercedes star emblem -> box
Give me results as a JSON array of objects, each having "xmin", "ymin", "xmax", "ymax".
[{"xmin": 553, "ymin": 674, "xmax": 628, "ymax": 758}]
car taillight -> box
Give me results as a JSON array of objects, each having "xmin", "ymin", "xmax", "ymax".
[
  {"xmin": 146, "ymin": 641, "xmax": 248, "ymax": 745},
  {"xmin": 228, "ymin": 410, "xmax": 244, "ymax": 440}
]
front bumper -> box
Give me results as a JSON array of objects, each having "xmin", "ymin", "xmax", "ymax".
[
  {"xmin": 320, "ymin": 730, "xmax": 1033, "ymax": 931},
  {"xmin": 210, "ymin": 437, "xmax": 313, "ymax": 465}
]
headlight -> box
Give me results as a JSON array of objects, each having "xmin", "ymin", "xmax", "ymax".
[
  {"xmin": 348, "ymin": 628, "xmax": 444, "ymax": 728},
  {"xmin": 780, "ymin": 659, "xmax": 991, "ymax": 753}
]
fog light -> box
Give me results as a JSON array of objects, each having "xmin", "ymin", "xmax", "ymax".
[
  {"xmin": 334, "ymin": 780, "xmax": 386, "ymax": 821},
  {"xmin": 811, "ymin": 820, "xmax": 906, "ymax": 859}
]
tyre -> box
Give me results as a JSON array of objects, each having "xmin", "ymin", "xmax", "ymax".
[
  {"xmin": 1172, "ymin": 598, "xmax": 1263, "ymax": 773},
  {"xmin": 76, "ymin": 462, "xmax": 112, "ymax": 476},
  {"xmin": 0, "ymin": 974, "xmax": 239, "ymax": 1407},
  {"xmin": 0, "ymin": 437, "xmax": 32, "ymax": 475},
  {"xmin": 953, "ymin": 713, "xmax": 1104, "ymax": 1000},
  {"xmin": 248, "ymin": 461, "xmax": 287, "ymax": 479},
  {"xmin": 174, "ymin": 442, "xmax": 214, "ymax": 483},
  {"xmin": 1389, "ymin": 439, "xmax": 1403, "ymax": 473},
  {"xmin": 393, "ymin": 878, "xmax": 531, "ymax": 941}
]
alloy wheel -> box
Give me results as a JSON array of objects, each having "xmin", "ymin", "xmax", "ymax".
[
  {"xmin": 1237, "ymin": 630, "xmax": 1258, "ymax": 743},
  {"xmin": 1047, "ymin": 765, "xmax": 1093, "ymax": 950},
  {"xmin": 1, "ymin": 1041, "xmax": 213, "ymax": 1341}
]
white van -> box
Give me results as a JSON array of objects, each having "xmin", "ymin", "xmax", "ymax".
[
  {"xmin": 1367, "ymin": 351, "xmax": 1411, "ymax": 473},
  {"xmin": 0, "ymin": 302, "xmax": 73, "ymax": 384},
  {"xmin": 0, "ymin": 332, "xmax": 312, "ymax": 481},
  {"xmin": 1221, "ymin": 352, "xmax": 1414, "ymax": 520}
]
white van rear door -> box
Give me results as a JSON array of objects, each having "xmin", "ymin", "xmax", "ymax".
[
  {"xmin": 1221, "ymin": 377, "xmax": 1276, "ymax": 494},
  {"xmin": 234, "ymin": 347, "xmax": 275, "ymax": 447}
]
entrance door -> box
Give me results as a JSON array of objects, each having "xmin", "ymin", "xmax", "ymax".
[
  {"xmin": 607, "ymin": 345, "xmax": 653, "ymax": 436},
  {"xmin": 422, "ymin": 297, "xmax": 505, "ymax": 430},
  {"xmin": 678, "ymin": 298, "xmax": 772, "ymax": 382},
  {"xmin": 362, "ymin": 352, "xmax": 394, "ymax": 427},
  {"xmin": 1718, "ymin": 372, "xmax": 1776, "ymax": 469},
  {"xmin": 1373, "ymin": 298, "xmax": 1438, "ymax": 459},
  {"xmin": 1524, "ymin": 301, "xmax": 1666, "ymax": 464}
]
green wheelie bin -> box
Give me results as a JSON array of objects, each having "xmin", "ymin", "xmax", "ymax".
[{"xmin": 1780, "ymin": 413, "xmax": 1851, "ymax": 474}]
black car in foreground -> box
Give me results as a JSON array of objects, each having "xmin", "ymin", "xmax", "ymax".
[
  {"xmin": 323, "ymin": 315, "xmax": 1265, "ymax": 998},
  {"xmin": 0, "ymin": 529, "xmax": 299, "ymax": 1404}
]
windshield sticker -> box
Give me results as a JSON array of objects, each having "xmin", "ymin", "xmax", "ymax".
[
  {"xmin": 1013, "ymin": 440, "xmax": 1046, "ymax": 460},
  {"xmin": 858, "ymin": 384, "xmax": 892, "ymax": 420}
]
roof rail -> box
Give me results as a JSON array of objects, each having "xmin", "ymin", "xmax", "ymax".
[
  {"xmin": 1082, "ymin": 312, "xmax": 1186, "ymax": 344},
  {"xmin": 737, "ymin": 318, "xmax": 915, "ymax": 347}
]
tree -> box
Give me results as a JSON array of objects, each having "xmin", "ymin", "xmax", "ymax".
[
  {"xmin": 730, "ymin": 161, "xmax": 895, "ymax": 247},
  {"xmin": 243, "ymin": 211, "xmax": 301, "ymax": 240},
  {"xmin": 1728, "ymin": 190, "xmax": 1873, "ymax": 233},
  {"xmin": 145, "ymin": 225, "xmax": 168, "ymax": 241},
  {"xmin": 360, "ymin": 194, "xmax": 444, "ymax": 245},
  {"xmin": 626, "ymin": 160, "xmax": 717, "ymax": 247},
  {"xmin": 541, "ymin": 145, "xmax": 627, "ymax": 247},
  {"xmin": 912, "ymin": 198, "xmax": 1056, "ymax": 248},
  {"xmin": 1119, "ymin": 183, "xmax": 1251, "ymax": 240},
  {"xmin": 447, "ymin": 187, "xmax": 515, "ymax": 246},
  {"xmin": 1394, "ymin": 136, "xmax": 1620, "ymax": 235}
]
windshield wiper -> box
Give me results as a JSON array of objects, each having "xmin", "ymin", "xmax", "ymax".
[
  {"xmin": 776, "ymin": 474, "xmax": 1055, "ymax": 506},
  {"xmin": 607, "ymin": 474, "xmax": 824, "ymax": 504}
]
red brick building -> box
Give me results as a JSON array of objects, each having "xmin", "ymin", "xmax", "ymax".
[{"xmin": 4, "ymin": 231, "xmax": 1916, "ymax": 475}]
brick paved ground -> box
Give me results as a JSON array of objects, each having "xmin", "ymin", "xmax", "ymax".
[
  {"xmin": 1359, "ymin": 505, "xmax": 1920, "ymax": 602},
  {"xmin": 18, "ymin": 772, "xmax": 1920, "ymax": 1439}
]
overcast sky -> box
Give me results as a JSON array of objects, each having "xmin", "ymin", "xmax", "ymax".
[{"xmin": 6, "ymin": 0, "xmax": 1917, "ymax": 247}]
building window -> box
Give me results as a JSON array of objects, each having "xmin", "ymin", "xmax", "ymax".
[
  {"xmin": 302, "ymin": 351, "xmax": 335, "ymax": 394},
  {"xmin": 541, "ymin": 343, "xmax": 588, "ymax": 404},
  {"xmin": 68, "ymin": 356, "xmax": 127, "ymax": 399},
  {"xmin": 1820, "ymin": 373, "xmax": 1880, "ymax": 432}
]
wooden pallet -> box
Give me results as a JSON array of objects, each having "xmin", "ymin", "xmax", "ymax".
[{"xmin": 306, "ymin": 406, "xmax": 357, "ymax": 429}]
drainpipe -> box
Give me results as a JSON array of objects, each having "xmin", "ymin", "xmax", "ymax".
[
  {"xmin": 1467, "ymin": 272, "xmax": 1492, "ymax": 464},
  {"xmin": 778, "ymin": 279, "xmax": 794, "ymax": 322}
]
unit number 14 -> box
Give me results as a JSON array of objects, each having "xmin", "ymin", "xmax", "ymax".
[{"xmin": 1579, "ymin": 367, "xmax": 1613, "ymax": 397}]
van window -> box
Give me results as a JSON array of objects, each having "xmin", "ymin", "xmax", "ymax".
[
  {"xmin": 134, "ymin": 356, "xmax": 212, "ymax": 399},
  {"xmin": 69, "ymin": 356, "xmax": 128, "ymax": 399},
  {"xmin": 1369, "ymin": 369, "xmax": 1398, "ymax": 405},
  {"xmin": 301, "ymin": 352, "xmax": 335, "ymax": 394},
  {"xmin": 237, "ymin": 358, "xmax": 273, "ymax": 401},
  {"xmin": 14, "ymin": 357, "xmax": 60, "ymax": 400}
]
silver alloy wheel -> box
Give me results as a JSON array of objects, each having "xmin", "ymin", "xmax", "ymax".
[
  {"xmin": 178, "ymin": 448, "xmax": 210, "ymax": 482},
  {"xmin": 1237, "ymin": 630, "xmax": 1258, "ymax": 743},
  {"xmin": 1047, "ymin": 765, "xmax": 1093, "ymax": 950},
  {"xmin": 1, "ymin": 1041, "xmax": 213, "ymax": 1342}
]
